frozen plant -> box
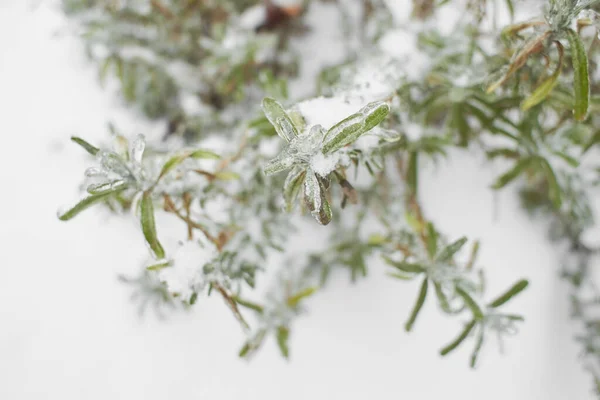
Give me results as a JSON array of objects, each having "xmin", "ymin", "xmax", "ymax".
[{"xmin": 55, "ymin": 0, "xmax": 600, "ymax": 395}]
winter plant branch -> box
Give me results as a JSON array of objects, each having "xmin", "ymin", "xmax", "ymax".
[{"xmin": 56, "ymin": 0, "xmax": 600, "ymax": 394}]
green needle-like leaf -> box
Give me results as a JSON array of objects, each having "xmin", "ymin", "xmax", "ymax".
[
  {"xmin": 440, "ymin": 320, "xmax": 477, "ymax": 356},
  {"xmin": 276, "ymin": 326, "xmax": 290, "ymax": 359},
  {"xmin": 158, "ymin": 149, "xmax": 220, "ymax": 180},
  {"xmin": 407, "ymin": 151, "xmax": 418, "ymax": 196},
  {"xmin": 437, "ymin": 237, "xmax": 468, "ymax": 262},
  {"xmin": 322, "ymin": 102, "xmax": 389, "ymax": 154},
  {"xmin": 58, "ymin": 188, "xmax": 125, "ymax": 221},
  {"xmin": 488, "ymin": 279, "xmax": 529, "ymax": 308},
  {"xmin": 262, "ymin": 98, "xmax": 299, "ymax": 142},
  {"xmin": 522, "ymin": 41, "xmax": 563, "ymax": 110},
  {"xmin": 71, "ymin": 136, "xmax": 99, "ymax": 156},
  {"xmin": 140, "ymin": 191, "xmax": 165, "ymax": 259},
  {"xmin": 566, "ymin": 29, "xmax": 590, "ymax": 121},
  {"xmin": 405, "ymin": 278, "xmax": 429, "ymax": 332},
  {"xmin": 456, "ymin": 287, "xmax": 484, "ymax": 320},
  {"xmin": 491, "ymin": 157, "xmax": 533, "ymax": 189}
]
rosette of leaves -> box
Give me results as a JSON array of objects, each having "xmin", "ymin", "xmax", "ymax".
[{"xmin": 260, "ymin": 97, "xmax": 390, "ymax": 225}]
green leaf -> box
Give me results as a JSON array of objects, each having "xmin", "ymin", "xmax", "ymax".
[
  {"xmin": 214, "ymin": 171, "xmax": 240, "ymax": 180},
  {"xmin": 487, "ymin": 279, "xmax": 529, "ymax": 308},
  {"xmin": 382, "ymin": 256, "xmax": 426, "ymax": 273},
  {"xmin": 405, "ymin": 278, "xmax": 428, "ymax": 332},
  {"xmin": 322, "ymin": 102, "xmax": 389, "ymax": 154},
  {"xmin": 440, "ymin": 320, "xmax": 476, "ymax": 356},
  {"xmin": 276, "ymin": 326, "xmax": 290, "ymax": 359},
  {"xmin": 140, "ymin": 191, "xmax": 165, "ymax": 259},
  {"xmin": 87, "ymin": 180, "xmax": 127, "ymax": 195},
  {"xmin": 287, "ymin": 287, "xmax": 318, "ymax": 307},
  {"xmin": 234, "ymin": 296, "xmax": 264, "ymax": 313},
  {"xmin": 263, "ymin": 151, "xmax": 293, "ymax": 176},
  {"xmin": 426, "ymin": 223, "xmax": 438, "ymax": 260},
  {"xmin": 407, "ymin": 151, "xmax": 418, "ymax": 196},
  {"xmin": 304, "ymin": 170, "xmax": 332, "ymax": 225},
  {"xmin": 146, "ymin": 260, "xmax": 171, "ymax": 271},
  {"xmin": 456, "ymin": 287, "xmax": 484, "ymax": 320},
  {"xmin": 491, "ymin": 157, "xmax": 533, "ymax": 189},
  {"xmin": 437, "ymin": 237, "xmax": 468, "ymax": 262},
  {"xmin": 262, "ymin": 98, "xmax": 298, "ymax": 142},
  {"xmin": 522, "ymin": 41, "xmax": 563, "ymax": 110},
  {"xmin": 71, "ymin": 136, "xmax": 99, "ymax": 156},
  {"xmin": 158, "ymin": 149, "xmax": 220, "ymax": 180},
  {"xmin": 58, "ymin": 188, "xmax": 125, "ymax": 221},
  {"xmin": 566, "ymin": 29, "xmax": 590, "ymax": 121},
  {"xmin": 538, "ymin": 157, "xmax": 562, "ymax": 209},
  {"xmin": 470, "ymin": 327, "xmax": 485, "ymax": 368},
  {"xmin": 283, "ymin": 168, "xmax": 306, "ymax": 212}
]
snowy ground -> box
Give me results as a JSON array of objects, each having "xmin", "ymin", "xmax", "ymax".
[{"xmin": 0, "ymin": 1, "xmax": 594, "ymax": 399}]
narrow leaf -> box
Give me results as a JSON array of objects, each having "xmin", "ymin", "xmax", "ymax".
[
  {"xmin": 488, "ymin": 279, "xmax": 529, "ymax": 308},
  {"xmin": 407, "ymin": 151, "xmax": 418, "ymax": 196},
  {"xmin": 262, "ymin": 98, "xmax": 298, "ymax": 142},
  {"xmin": 470, "ymin": 328, "xmax": 485, "ymax": 368},
  {"xmin": 566, "ymin": 29, "xmax": 590, "ymax": 121},
  {"xmin": 456, "ymin": 287, "xmax": 484, "ymax": 320},
  {"xmin": 491, "ymin": 157, "xmax": 533, "ymax": 189},
  {"xmin": 437, "ymin": 237, "xmax": 468, "ymax": 262},
  {"xmin": 287, "ymin": 287, "xmax": 318, "ymax": 307},
  {"xmin": 71, "ymin": 136, "xmax": 99, "ymax": 156},
  {"xmin": 405, "ymin": 278, "xmax": 429, "ymax": 332},
  {"xmin": 276, "ymin": 326, "xmax": 290, "ymax": 359},
  {"xmin": 58, "ymin": 188, "xmax": 125, "ymax": 221},
  {"xmin": 158, "ymin": 149, "xmax": 220, "ymax": 180},
  {"xmin": 521, "ymin": 41, "xmax": 563, "ymax": 110},
  {"xmin": 382, "ymin": 256, "xmax": 426, "ymax": 273},
  {"xmin": 283, "ymin": 168, "xmax": 306, "ymax": 212},
  {"xmin": 538, "ymin": 157, "xmax": 562, "ymax": 209},
  {"xmin": 426, "ymin": 222, "xmax": 438, "ymax": 260},
  {"xmin": 322, "ymin": 102, "xmax": 389, "ymax": 154},
  {"xmin": 440, "ymin": 320, "xmax": 477, "ymax": 356},
  {"xmin": 140, "ymin": 191, "xmax": 165, "ymax": 259}
]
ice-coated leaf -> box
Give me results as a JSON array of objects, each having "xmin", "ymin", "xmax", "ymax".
[
  {"xmin": 140, "ymin": 191, "xmax": 165, "ymax": 259},
  {"xmin": 158, "ymin": 149, "xmax": 220, "ymax": 180},
  {"xmin": 87, "ymin": 180, "xmax": 128, "ymax": 195},
  {"xmin": 488, "ymin": 279, "xmax": 529, "ymax": 308},
  {"xmin": 129, "ymin": 134, "xmax": 146, "ymax": 164},
  {"xmin": 58, "ymin": 187, "xmax": 126, "ymax": 221},
  {"xmin": 283, "ymin": 167, "xmax": 306, "ymax": 212},
  {"xmin": 303, "ymin": 169, "xmax": 332, "ymax": 225},
  {"xmin": 566, "ymin": 29, "xmax": 590, "ymax": 121},
  {"xmin": 71, "ymin": 136, "xmax": 99, "ymax": 156},
  {"xmin": 361, "ymin": 101, "xmax": 391, "ymax": 131},
  {"xmin": 98, "ymin": 151, "xmax": 131, "ymax": 178},
  {"xmin": 322, "ymin": 101, "xmax": 390, "ymax": 154},
  {"xmin": 262, "ymin": 97, "xmax": 298, "ymax": 142},
  {"xmin": 263, "ymin": 149, "xmax": 295, "ymax": 175},
  {"xmin": 405, "ymin": 277, "xmax": 428, "ymax": 332},
  {"xmin": 440, "ymin": 320, "xmax": 477, "ymax": 356}
]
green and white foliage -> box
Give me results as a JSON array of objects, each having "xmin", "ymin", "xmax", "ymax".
[{"xmin": 56, "ymin": 0, "xmax": 600, "ymax": 392}]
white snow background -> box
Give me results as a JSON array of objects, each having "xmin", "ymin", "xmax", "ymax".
[{"xmin": 0, "ymin": 0, "xmax": 594, "ymax": 399}]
